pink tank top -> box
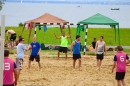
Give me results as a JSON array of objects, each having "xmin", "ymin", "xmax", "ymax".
[
  {"xmin": 3, "ymin": 58, "xmax": 16, "ymax": 85},
  {"xmin": 116, "ymin": 52, "xmax": 127, "ymax": 72}
]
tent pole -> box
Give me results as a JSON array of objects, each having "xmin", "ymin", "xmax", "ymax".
[
  {"xmin": 28, "ymin": 23, "xmax": 33, "ymax": 44},
  {"xmin": 0, "ymin": 15, "xmax": 5, "ymax": 86},
  {"xmin": 114, "ymin": 25, "xmax": 116, "ymax": 43},
  {"xmin": 117, "ymin": 25, "xmax": 120, "ymax": 45},
  {"xmin": 34, "ymin": 26, "xmax": 37, "ymax": 37},
  {"xmin": 59, "ymin": 25, "xmax": 62, "ymax": 34},
  {"xmin": 84, "ymin": 24, "xmax": 88, "ymax": 55},
  {"xmin": 68, "ymin": 25, "xmax": 72, "ymax": 43},
  {"xmin": 20, "ymin": 23, "xmax": 26, "ymax": 36}
]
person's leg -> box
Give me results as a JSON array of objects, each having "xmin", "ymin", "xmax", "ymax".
[
  {"xmin": 65, "ymin": 53, "xmax": 67, "ymax": 60},
  {"xmin": 13, "ymin": 41, "xmax": 16, "ymax": 47},
  {"xmin": 117, "ymin": 80, "xmax": 122, "ymax": 86},
  {"xmin": 10, "ymin": 41, "xmax": 13, "ymax": 48},
  {"xmin": 73, "ymin": 60, "xmax": 76, "ymax": 69},
  {"xmin": 97, "ymin": 59, "xmax": 100, "ymax": 70},
  {"xmin": 99, "ymin": 60, "xmax": 102, "ymax": 70},
  {"xmin": 78, "ymin": 58, "xmax": 81, "ymax": 70},
  {"xmin": 58, "ymin": 51, "xmax": 60, "ymax": 60},
  {"xmin": 28, "ymin": 56, "xmax": 34, "ymax": 70},
  {"xmin": 12, "ymin": 41, "xmax": 15, "ymax": 47},
  {"xmin": 35, "ymin": 55, "xmax": 42, "ymax": 71},
  {"xmin": 17, "ymin": 69, "xmax": 21, "ymax": 81},
  {"xmin": 28, "ymin": 60, "xmax": 31, "ymax": 70},
  {"xmin": 121, "ymin": 79, "xmax": 126, "ymax": 86},
  {"xmin": 38, "ymin": 61, "xmax": 42, "ymax": 71}
]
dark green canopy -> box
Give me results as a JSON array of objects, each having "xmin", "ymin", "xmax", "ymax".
[{"xmin": 78, "ymin": 13, "xmax": 120, "ymax": 45}]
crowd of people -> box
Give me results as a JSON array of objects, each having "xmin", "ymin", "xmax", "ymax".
[{"xmin": 2, "ymin": 29, "xmax": 130, "ymax": 86}]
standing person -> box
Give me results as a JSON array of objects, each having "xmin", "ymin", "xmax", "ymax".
[
  {"xmin": 16, "ymin": 38, "xmax": 27, "ymax": 81},
  {"xmin": 3, "ymin": 50, "xmax": 18, "ymax": 86},
  {"xmin": 112, "ymin": 46, "xmax": 130, "ymax": 86},
  {"xmin": 70, "ymin": 35, "xmax": 81, "ymax": 70},
  {"xmin": 95, "ymin": 36, "xmax": 106, "ymax": 70},
  {"xmin": 27, "ymin": 37, "xmax": 42, "ymax": 71},
  {"xmin": 92, "ymin": 38, "xmax": 96, "ymax": 49},
  {"xmin": 5, "ymin": 30, "xmax": 17, "ymax": 48},
  {"xmin": 54, "ymin": 31, "xmax": 71, "ymax": 60}
]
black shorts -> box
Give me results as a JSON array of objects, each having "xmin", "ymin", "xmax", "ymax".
[
  {"xmin": 58, "ymin": 47, "xmax": 68, "ymax": 53},
  {"xmin": 29, "ymin": 55, "xmax": 40, "ymax": 62},
  {"xmin": 96, "ymin": 53, "xmax": 104, "ymax": 60},
  {"xmin": 73, "ymin": 54, "xmax": 81, "ymax": 60},
  {"xmin": 116, "ymin": 72, "xmax": 126, "ymax": 80},
  {"xmin": 10, "ymin": 33, "xmax": 16, "ymax": 41},
  {"xmin": 3, "ymin": 84, "xmax": 14, "ymax": 86}
]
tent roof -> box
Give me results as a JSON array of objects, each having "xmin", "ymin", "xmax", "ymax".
[
  {"xmin": 78, "ymin": 13, "xmax": 119, "ymax": 25},
  {"xmin": 25, "ymin": 13, "xmax": 69, "ymax": 24}
]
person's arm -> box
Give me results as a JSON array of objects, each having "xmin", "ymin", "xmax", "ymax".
[
  {"xmin": 13, "ymin": 62, "xmax": 18, "ymax": 86},
  {"xmin": 54, "ymin": 33, "xmax": 61, "ymax": 39},
  {"xmin": 104, "ymin": 42, "xmax": 106, "ymax": 52},
  {"xmin": 70, "ymin": 41, "xmax": 74, "ymax": 53},
  {"xmin": 37, "ymin": 43, "xmax": 41, "ymax": 55},
  {"xmin": 126, "ymin": 55, "xmax": 130, "ymax": 64},
  {"xmin": 95, "ymin": 42, "xmax": 98, "ymax": 53},
  {"xmin": 38, "ymin": 48, "xmax": 41, "ymax": 55},
  {"xmin": 26, "ymin": 45, "xmax": 32, "ymax": 51},
  {"xmin": 67, "ymin": 35, "xmax": 71, "ymax": 39},
  {"xmin": 112, "ymin": 62, "xmax": 116, "ymax": 73},
  {"xmin": 112, "ymin": 55, "xmax": 117, "ymax": 73}
]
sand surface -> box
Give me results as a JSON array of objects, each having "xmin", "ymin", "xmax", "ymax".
[{"xmin": 9, "ymin": 54, "xmax": 130, "ymax": 86}]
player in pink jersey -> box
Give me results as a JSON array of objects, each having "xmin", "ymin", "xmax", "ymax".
[
  {"xmin": 112, "ymin": 46, "xmax": 130, "ymax": 86},
  {"xmin": 3, "ymin": 50, "xmax": 18, "ymax": 86}
]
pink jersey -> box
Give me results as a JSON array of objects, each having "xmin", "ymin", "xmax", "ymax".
[
  {"xmin": 3, "ymin": 58, "xmax": 16, "ymax": 85},
  {"xmin": 115, "ymin": 52, "xmax": 129, "ymax": 72}
]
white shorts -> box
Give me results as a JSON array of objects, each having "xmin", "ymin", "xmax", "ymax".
[{"xmin": 16, "ymin": 58, "xmax": 23, "ymax": 70}]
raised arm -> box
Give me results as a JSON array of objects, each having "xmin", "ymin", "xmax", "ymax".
[
  {"xmin": 70, "ymin": 41, "xmax": 74, "ymax": 53},
  {"xmin": 67, "ymin": 35, "xmax": 71, "ymax": 39},
  {"xmin": 54, "ymin": 33, "xmax": 61, "ymax": 39}
]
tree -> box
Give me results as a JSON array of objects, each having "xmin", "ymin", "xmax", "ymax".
[{"xmin": 0, "ymin": 0, "xmax": 5, "ymax": 11}]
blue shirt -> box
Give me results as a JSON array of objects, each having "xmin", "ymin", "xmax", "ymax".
[
  {"xmin": 30, "ymin": 42, "xmax": 41, "ymax": 56},
  {"xmin": 16, "ymin": 43, "xmax": 26, "ymax": 59},
  {"xmin": 73, "ymin": 41, "xmax": 80, "ymax": 54}
]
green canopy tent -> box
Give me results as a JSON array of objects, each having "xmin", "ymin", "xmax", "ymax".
[{"xmin": 77, "ymin": 13, "xmax": 120, "ymax": 55}]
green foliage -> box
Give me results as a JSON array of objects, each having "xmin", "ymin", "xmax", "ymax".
[
  {"xmin": 0, "ymin": 0, "xmax": 5, "ymax": 11},
  {"xmin": 5, "ymin": 27, "xmax": 130, "ymax": 46},
  {"xmin": 18, "ymin": 22, "xmax": 24, "ymax": 27}
]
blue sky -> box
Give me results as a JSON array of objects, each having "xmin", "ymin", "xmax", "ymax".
[{"xmin": 6, "ymin": 0, "xmax": 130, "ymax": 1}]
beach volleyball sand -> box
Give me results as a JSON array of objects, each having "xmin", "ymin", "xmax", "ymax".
[{"xmin": 9, "ymin": 55, "xmax": 130, "ymax": 86}]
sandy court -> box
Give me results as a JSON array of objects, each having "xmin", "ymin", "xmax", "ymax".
[{"xmin": 9, "ymin": 54, "xmax": 130, "ymax": 86}]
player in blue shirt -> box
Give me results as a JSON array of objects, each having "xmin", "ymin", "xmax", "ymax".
[
  {"xmin": 27, "ymin": 37, "xmax": 42, "ymax": 71},
  {"xmin": 70, "ymin": 35, "xmax": 81, "ymax": 70}
]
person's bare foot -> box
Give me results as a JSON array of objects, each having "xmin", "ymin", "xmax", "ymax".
[
  {"xmin": 73, "ymin": 67, "xmax": 75, "ymax": 70},
  {"xmin": 39, "ymin": 68, "xmax": 42, "ymax": 71},
  {"xmin": 79, "ymin": 68, "xmax": 82, "ymax": 71},
  {"xmin": 28, "ymin": 68, "xmax": 30, "ymax": 72},
  {"xmin": 96, "ymin": 67, "xmax": 99, "ymax": 70}
]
